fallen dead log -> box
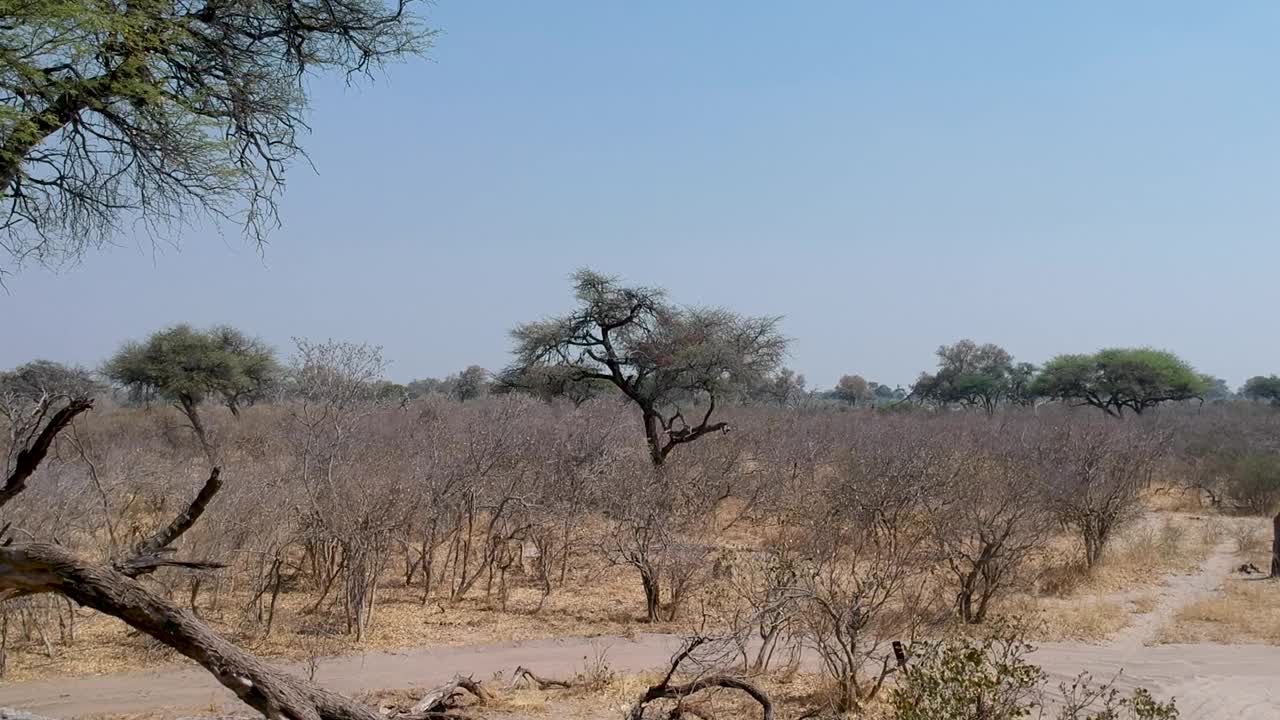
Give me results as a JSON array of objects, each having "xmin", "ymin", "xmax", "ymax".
[
  {"xmin": 382, "ymin": 676, "xmax": 491, "ymax": 720},
  {"xmin": 627, "ymin": 638, "xmax": 774, "ymax": 720},
  {"xmin": 630, "ymin": 675, "xmax": 773, "ymax": 720},
  {"xmin": 508, "ymin": 665, "xmax": 574, "ymax": 690}
]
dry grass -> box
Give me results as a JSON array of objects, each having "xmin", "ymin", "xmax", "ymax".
[
  {"xmin": 999, "ymin": 594, "xmax": 1130, "ymax": 643},
  {"xmin": 0, "ymin": 559, "xmax": 666, "ymax": 683},
  {"xmin": 0, "ymin": 506, "xmax": 1237, "ymax": 685},
  {"xmin": 1128, "ymin": 593, "xmax": 1158, "ymax": 614},
  {"xmin": 1143, "ymin": 481, "xmax": 1211, "ymax": 513},
  {"xmin": 1157, "ymin": 578, "xmax": 1280, "ymax": 644},
  {"xmin": 991, "ymin": 511, "xmax": 1224, "ymax": 642},
  {"xmin": 1153, "ymin": 515, "xmax": 1279, "ymax": 645}
]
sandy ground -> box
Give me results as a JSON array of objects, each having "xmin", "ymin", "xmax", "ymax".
[{"xmin": 1, "ymin": 539, "xmax": 1277, "ymax": 720}]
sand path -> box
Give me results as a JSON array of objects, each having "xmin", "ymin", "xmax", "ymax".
[{"xmin": 2, "ymin": 541, "xmax": 1277, "ymax": 719}]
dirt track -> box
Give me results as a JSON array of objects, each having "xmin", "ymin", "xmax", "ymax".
[{"xmin": 2, "ymin": 541, "xmax": 1278, "ymax": 719}]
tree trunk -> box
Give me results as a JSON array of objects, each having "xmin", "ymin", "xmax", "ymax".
[
  {"xmin": 643, "ymin": 411, "xmax": 665, "ymax": 467},
  {"xmin": 177, "ymin": 396, "xmax": 216, "ymax": 465},
  {"xmin": 640, "ymin": 567, "xmax": 661, "ymax": 622},
  {"xmin": 1271, "ymin": 512, "xmax": 1280, "ymax": 578},
  {"xmin": 0, "ymin": 542, "xmax": 380, "ymax": 720}
]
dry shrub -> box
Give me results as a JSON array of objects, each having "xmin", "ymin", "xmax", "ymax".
[
  {"xmin": 575, "ymin": 643, "xmax": 616, "ymax": 693},
  {"xmin": 1232, "ymin": 523, "xmax": 1268, "ymax": 556}
]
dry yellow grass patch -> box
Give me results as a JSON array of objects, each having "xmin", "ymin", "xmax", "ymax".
[
  {"xmin": 1030, "ymin": 512, "xmax": 1222, "ymax": 596},
  {"xmin": 1157, "ymin": 578, "xmax": 1280, "ymax": 644},
  {"xmin": 998, "ymin": 594, "xmax": 1129, "ymax": 643},
  {"xmin": 1129, "ymin": 593, "xmax": 1159, "ymax": 614},
  {"xmin": 1000, "ymin": 511, "xmax": 1225, "ymax": 642}
]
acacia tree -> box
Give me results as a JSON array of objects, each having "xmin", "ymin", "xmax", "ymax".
[
  {"xmin": 0, "ymin": 0, "xmax": 432, "ymax": 272},
  {"xmin": 505, "ymin": 270, "xmax": 788, "ymax": 467},
  {"xmin": 911, "ymin": 340, "xmax": 1019, "ymax": 414},
  {"xmin": 103, "ymin": 324, "xmax": 278, "ymax": 461},
  {"xmin": 1243, "ymin": 375, "xmax": 1280, "ymax": 406},
  {"xmin": 1032, "ymin": 348, "xmax": 1208, "ymax": 417}
]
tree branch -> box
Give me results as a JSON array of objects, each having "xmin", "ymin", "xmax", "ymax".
[
  {"xmin": 0, "ymin": 399, "xmax": 93, "ymax": 510},
  {"xmin": 125, "ymin": 466, "xmax": 223, "ymax": 572}
]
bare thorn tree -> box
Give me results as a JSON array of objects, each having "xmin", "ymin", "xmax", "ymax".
[{"xmin": 505, "ymin": 269, "xmax": 788, "ymax": 467}]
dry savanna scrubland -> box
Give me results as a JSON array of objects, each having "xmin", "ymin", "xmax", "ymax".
[{"xmin": 3, "ymin": 390, "xmax": 1280, "ymax": 719}]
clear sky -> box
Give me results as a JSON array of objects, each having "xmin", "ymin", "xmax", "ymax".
[{"xmin": 2, "ymin": 1, "xmax": 1278, "ymax": 389}]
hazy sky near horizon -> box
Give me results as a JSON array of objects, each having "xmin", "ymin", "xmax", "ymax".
[{"xmin": 3, "ymin": 2, "xmax": 1278, "ymax": 389}]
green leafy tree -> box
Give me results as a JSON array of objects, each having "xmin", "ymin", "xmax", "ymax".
[
  {"xmin": 870, "ymin": 382, "xmax": 907, "ymax": 403},
  {"xmin": 1032, "ymin": 348, "xmax": 1208, "ymax": 417},
  {"xmin": 450, "ymin": 365, "xmax": 489, "ymax": 402},
  {"xmin": 505, "ymin": 269, "xmax": 788, "ymax": 467},
  {"xmin": 911, "ymin": 340, "xmax": 1019, "ymax": 414},
  {"xmin": 1, "ymin": 0, "xmax": 432, "ymax": 272},
  {"xmin": 1243, "ymin": 375, "xmax": 1280, "ymax": 406},
  {"xmin": 104, "ymin": 324, "xmax": 278, "ymax": 460},
  {"xmin": 1203, "ymin": 377, "xmax": 1233, "ymax": 403}
]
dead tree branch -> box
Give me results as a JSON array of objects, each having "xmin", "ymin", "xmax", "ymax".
[
  {"xmin": 509, "ymin": 666, "xmax": 574, "ymax": 690},
  {"xmin": 0, "ymin": 399, "xmax": 92, "ymax": 509},
  {"xmin": 628, "ymin": 637, "xmax": 774, "ymax": 720}
]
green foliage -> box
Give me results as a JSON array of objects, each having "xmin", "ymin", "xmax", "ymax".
[
  {"xmin": 1223, "ymin": 450, "xmax": 1280, "ymax": 515},
  {"xmin": 1203, "ymin": 377, "xmax": 1233, "ymax": 403},
  {"xmin": 891, "ymin": 624, "xmax": 1178, "ymax": 720},
  {"xmin": 911, "ymin": 340, "xmax": 1027, "ymax": 413},
  {"xmin": 891, "ymin": 627, "xmax": 1044, "ymax": 720},
  {"xmin": 103, "ymin": 324, "xmax": 278, "ymax": 414},
  {"xmin": 452, "ymin": 365, "xmax": 489, "ymax": 402},
  {"xmin": 1032, "ymin": 348, "xmax": 1208, "ymax": 417},
  {"xmin": 1242, "ymin": 375, "xmax": 1280, "ymax": 406},
  {"xmin": 1, "ymin": 0, "xmax": 432, "ymax": 271},
  {"xmin": 1057, "ymin": 675, "xmax": 1179, "ymax": 720}
]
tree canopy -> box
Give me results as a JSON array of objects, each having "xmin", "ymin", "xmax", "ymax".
[
  {"xmin": 834, "ymin": 374, "xmax": 871, "ymax": 406},
  {"xmin": 1243, "ymin": 375, "xmax": 1280, "ymax": 406},
  {"xmin": 1, "ymin": 0, "xmax": 432, "ymax": 272},
  {"xmin": 0, "ymin": 358, "xmax": 98, "ymax": 405},
  {"xmin": 504, "ymin": 269, "xmax": 788, "ymax": 466},
  {"xmin": 910, "ymin": 340, "xmax": 1027, "ymax": 413},
  {"xmin": 1031, "ymin": 348, "xmax": 1208, "ymax": 417},
  {"xmin": 104, "ymin": 323, "xmax": 278, "ymax": 417}
]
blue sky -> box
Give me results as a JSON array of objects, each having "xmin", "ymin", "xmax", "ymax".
[{"xmin": 2, "ymin": 2, "xmax": 1278, "ymax": 388}]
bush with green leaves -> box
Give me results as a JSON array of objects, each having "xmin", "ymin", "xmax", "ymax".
[
  {"xmin": 891, "ymin": 624, "xmax": 1178, "ymax": 720},
  {"xmin": 890, "ymin": 626, "xmax": 1044, "ymax": 720},
  {"xmin": 1223, "ymin": 450, "xmax": 1280, "ymax": 515}
]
